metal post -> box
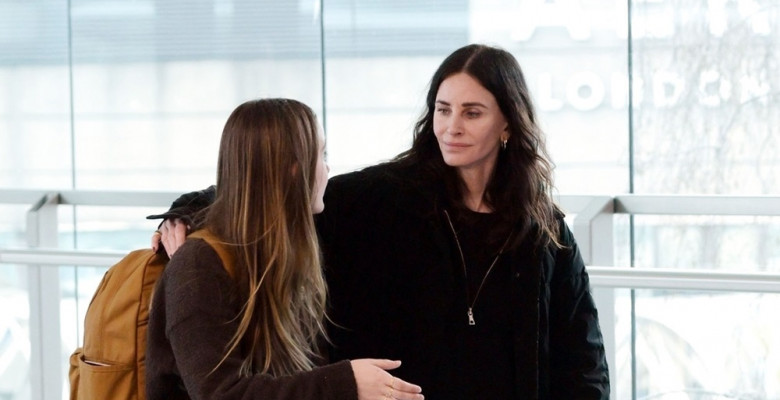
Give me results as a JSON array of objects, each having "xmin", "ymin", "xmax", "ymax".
[
  {"xmin": 573, "ymin": 196, "xmax": 616, "ymax": 400},
  {"xmin": 26, "ymin": 193, "xmax": 61, "ymax": 400}
]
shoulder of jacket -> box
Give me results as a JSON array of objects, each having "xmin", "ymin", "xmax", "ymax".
[
  {"xmin": 189, "ymin": 229, "xmax": 234, "ymax": 275},
  {"xmin": 163, "ymin": 239, "xmax": 228, "ymax": 282},
  {"xmin": 330, "ymin": 163, "xmax": 397, "ymax": 186},
  {"xmin": 328, "ymin": 164, "xmax": 410, "ymax": 202}
]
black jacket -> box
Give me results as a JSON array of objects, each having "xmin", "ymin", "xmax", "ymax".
[{"xmin": 315, "ymin": 163, "xmax": 610, "ymax": 399}]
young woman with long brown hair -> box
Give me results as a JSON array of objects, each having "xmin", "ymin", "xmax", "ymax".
[{"xmin": 145, "ymin": 98, "xmax": 424, "ymax": 400}]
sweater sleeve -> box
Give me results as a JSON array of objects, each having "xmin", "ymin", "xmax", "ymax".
[
  {"xmin": 150, "ymin": 239, "xmax": 358, "ymax": 400},
  {"xmin": 548, "ymin": 221, "xmax": 610, "ymax": 399}
]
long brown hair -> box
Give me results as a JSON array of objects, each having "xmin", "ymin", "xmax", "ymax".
[
  {"xmin": 395, "ymin": 44, "xmax": 561, "ymax": 247},
  {"xmin": 205, "ymin": 98, "xmax": 327, "ymax": 376}
]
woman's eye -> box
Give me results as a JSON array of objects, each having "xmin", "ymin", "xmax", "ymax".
[
  {"xmin": 466, "ymin": 111, "xmax": 481, "ymax": 118},
  {"xmin": 436, "ymin": 108, "xmax": 450, "ymax": 115}
]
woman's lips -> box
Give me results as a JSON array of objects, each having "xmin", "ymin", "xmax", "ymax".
[{"xmin": 443, "ymin": 141, "xmax": 469, "ymax": 149}]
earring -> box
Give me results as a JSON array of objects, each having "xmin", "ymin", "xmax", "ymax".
[{"xmin": 501, "ymin": 138, "xmax": 508, "ymax": 150}]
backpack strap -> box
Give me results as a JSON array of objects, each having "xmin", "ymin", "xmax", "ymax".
[{"xmin": 188, "ymin": 229, "xmax": 236, "ymax": 279}]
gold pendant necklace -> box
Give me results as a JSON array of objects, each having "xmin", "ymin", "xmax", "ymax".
[{"xmin": 444, "ymin": 210, "xmax": 513, "ymax": 326}]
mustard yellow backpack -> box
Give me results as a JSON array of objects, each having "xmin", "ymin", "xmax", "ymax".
[{"xmin": 68, "ymin": 229, "xmax": 233, "ymax": 400}]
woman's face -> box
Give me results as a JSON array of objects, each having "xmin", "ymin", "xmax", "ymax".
[
  {"xmin": 311, "ymin": 131, "xmax": 329, "ymax": 214},
  {"xmin": 433, "ymin": 72, "xmax": 508, "ymax": 176}
]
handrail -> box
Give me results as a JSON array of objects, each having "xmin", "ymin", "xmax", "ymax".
[
  {"xmin": 2, "ymin": 190, "xmax": 779, "ymax": 293},
  {"xmin": 0, "ymin": 248, "xmax": 128, "ymax": 267},
  {"xmin": 0, "ymin": 189, "xmax": 183, "ymax": 206},
  {"xmin": 3, "ymin": 247, "xmax": 780, "ymax": 293},
  {"xmin": 614, "ymin": 194, "xmax": 780, "ymax": 216},
  {"xmin": 587, "ymin": 266, "xmax": 780, "ymax": 293},
  {"xmin": 3, "ymin": 190, "xmax": 780, "ymax": 215}
]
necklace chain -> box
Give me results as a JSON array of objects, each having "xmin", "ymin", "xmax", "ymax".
[{"xmin": 444, "ymin": 210, "xmax": 513, "ymax": 326}]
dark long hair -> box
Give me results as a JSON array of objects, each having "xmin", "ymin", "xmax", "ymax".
[{"xmin": 394, "ymin": 44, "xmax": 561, "ymax": 247}]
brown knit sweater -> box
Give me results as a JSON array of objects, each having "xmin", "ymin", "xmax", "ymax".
[{"xmin": 145, "ymin": 238, "xmax": 358, "ymax": 400}]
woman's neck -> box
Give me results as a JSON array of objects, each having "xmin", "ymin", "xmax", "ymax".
[{"xmin": 458, "ymin": 166, "xmax": 494, "ymax": 213}]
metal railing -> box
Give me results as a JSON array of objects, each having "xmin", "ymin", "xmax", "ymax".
[
  {"xmin": 4, "ymin": 249, "xmax": 780, "ymax": 293},
  {"xmin": 5, "ymin": 190, "xmax": 779, "ymax": 292}
]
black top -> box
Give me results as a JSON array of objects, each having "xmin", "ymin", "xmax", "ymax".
[{"xmin": 450, "ymin": 209, "xmax": 516, "ymax": 398}]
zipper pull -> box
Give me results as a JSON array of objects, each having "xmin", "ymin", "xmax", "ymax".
[{"xmin": 468, "ymin": 308, "xmax": 475, "ymax": 325}]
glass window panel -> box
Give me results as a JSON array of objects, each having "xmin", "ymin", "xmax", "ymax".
[
  {"xmin": 631, "ymin": 0, "xmax": 780, "ymax": 195},
  {"xmin": 69, "ymin": 0, "xmax": 324, "ymax": 191},
  {"xmin": 0, "ymin": 205, "xmax": 30, "ymax": 248},
  {"xmin": 323, "ymin": 56, "xmax": 440, "ymax": 175},
  {"xmin": 68, "ymin": 206, "xmax": 167, "ymax": 250},
  {"xmin": 0, "ymin": 264, "xmax": 31, "ymax": 400},
  {"xmin": 322, "ymin": 0, "xmax": 467, "ymax": 175},
  {"xmin": 0, "ymin": 2, "xmax": 72, "ymax": 190},
  {"xmin": 631, "ymin": 290, "xmax": 780, "ymax": 398},
  {"xmin": 614, "ymin": 214, "xmax": 634, "ymax": 268},
  {"xmin": 0, "ymin": 205, "xmax": 34, "ymax": 400},
  {"xmin": 0, "ymin": 204, "xmax": 32, "ymax": 398},
  {"xmin": 323, "ymin": 0, "xmax": 468, "ymax": 57},
  {"xmin": 324, "ymin": 0, "xmax": 631, "ymax": 193},
  {"xmin": 634, "ymin": 215, "xmax": 780, "ymax": 272},
  {"xmin": 614, "ymin": 288, "xmax": 634, "ymax": 400},
  {"xmin": 0, "ymin": 203, "xmax": 42, "ymax": 400},
  {"xmin": 469, "ymin": 0, "xmax": 630, "ymax": 194}
]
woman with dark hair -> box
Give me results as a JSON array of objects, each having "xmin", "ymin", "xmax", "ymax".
[
  {"xmin": 154, "ymin": 44, "xmax": 610, "ymax": 399},
  {"xmin": 145, "ymin": 98, "xmax": 424, "ymax": 400}
]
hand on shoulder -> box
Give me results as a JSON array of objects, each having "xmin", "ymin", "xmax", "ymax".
[{"xmin": 150, "ymin": 218, "xmax": 189, "ymax": 258}]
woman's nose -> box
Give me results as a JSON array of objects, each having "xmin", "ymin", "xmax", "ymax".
[{"xmin": 446, "ymin": 115, "xmax": 464, "ymax": 135}]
